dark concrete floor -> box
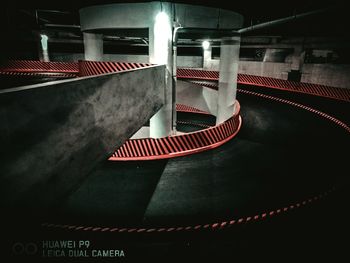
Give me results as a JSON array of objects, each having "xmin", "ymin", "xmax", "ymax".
[
  {"xmin": 49, "ymin": 89, "xmax": 348, "ymax": 228},
  {"xmin": 1, "ymin": 86, "xmax": 349, "ymax": 261}
]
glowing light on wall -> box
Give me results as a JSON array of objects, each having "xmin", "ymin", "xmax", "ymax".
[
  {"xmin": 40, "ymin": 34, "xmax": 48, "ymax": 51},
  {"xmin": 153, "ymin": 12, "xmax": 172, "ymax": 65},
  {"xmin": 202, "ymin": 40, "xmax": 210, "ymax": 50}
]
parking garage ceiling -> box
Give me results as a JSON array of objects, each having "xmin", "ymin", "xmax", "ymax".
[
  {"xmin": 3, "ymin": 0, "xmax": 348, "ymax": 36},
  {"xmin": 2, "ymin": 0, "xmax": 349, "ymax": 60}
]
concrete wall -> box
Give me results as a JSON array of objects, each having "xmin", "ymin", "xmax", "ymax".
[
  {"xmin": 301, "ymin": 64, "xmax": 350, "ymax": 88},
  {"xmin": 203, "ymin": 58, "xmax": 220, "ymax": 71},
  {"xmin": 51, "ymin": 53, "xmax": 149, "ymax": 63},
  {"xmin": 239, "ymin": 61, "xmax": 291, "ymax": 80},
  {"xmin": 51, "ymin": 52, "xmax": 85, "ymax": 62},
  {"xmin": 177, "ymin": 56, "xmax": 202, "ymax": 68},
  {"xmin": 0, "ymin": 65, "xmax": 165, "ymax": 210},
  {"xmin": 203, "ymin": 58, "xmax": 290, "ymax": 80},
  {"xmin": 177, "ymin": 80, "xmax": 218, "ymax": 115}
]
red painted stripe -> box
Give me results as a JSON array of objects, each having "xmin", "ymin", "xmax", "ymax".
[
  {"xmin": 128, "ymin": 140, "xmax": 138, "ymax": 157},
  {"xmin": 150, "ymin": 139, "xmax": 159, "ymax": 155},
  {"xmin": 209, "ymin": 127, "xmax": 221, "ymax": 142},
  {"xmin": 141, "ymin": 139, "xmax": 150, "ymax": 156},
  {"xmin": 158, "ymin": 139, "xmax": 170, "ymax": 154},
  {"xmin": 176, "ymin": 136, "xmax": 189, "ymax": 150},
  {"xmin": 193, "ymin": 132, "xmax": 206, "ymax": 147},
  {"xmin": 182, "ymin": 135, "xmax": 195, "ymax": 149},
  {"xmin": 145, "ymin": 139, "xmax": 154, "ymax": 156},
  {"xmin": 131, "ymin": 140, "xmax": 141, "ymax": 157},
  {"xmin": 136, "ymin": 140, "xmax": 146, "ymax": 157},
  {"xmin": 125, "ymin": 141, "xmax": 134, "ymax": 157},
  {"xmin": 167, "ymin": 137, "xmax": 179, "ymax": 152},
  {"xmin": 206, "ymin": 129, "xmax": 217, "ymax": 143},
  {"xmin": 154, "ymin": 140, "xmax": 165, "ymax": 155},
  {"xmin": 201, "ymin": 130, "xmax": 213, "ymax": 145}
]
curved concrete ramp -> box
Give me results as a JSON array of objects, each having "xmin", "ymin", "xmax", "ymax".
[{"xmin": 0, "ymin": 65, "xmax": 165, "ymax": 210}]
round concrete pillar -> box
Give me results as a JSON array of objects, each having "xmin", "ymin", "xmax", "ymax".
[
  {"xmin": 149, "ymin": 6, "xmax": 174, "ymax": 138},
  {"xmin": 203, "ymin": 45, "xmax": 212, "ymax": 70},
  {"xmin": 38, "ymin": 34, "xmax": 50, "ymax": 62},
  {"xmin": 83, "ymin": 32, "xmax": 103, "ymax": 61},
  {"xmin": 216, "ymin": 35, "xmax": 240, "ymax": 125}
]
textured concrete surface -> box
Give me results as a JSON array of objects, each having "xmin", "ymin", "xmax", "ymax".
[
  {"xmin": 263, "ymin": 48, "xmax": 291, "ymax": 62},
  {"xmin": 83, "ymin": 32, "xmax": 103, "ymax": 61},
  {"xmin": 301, "ymin": 64, "xmax": 350, "ymax": 88},
  {"xmin": 239, "ymin": 61, "xmax": 291, "ymax": 80},
  {"xmin": 177, "ymin": 56, "xmax": 203, "ymax": 68},
  {"xmin": 149, "ymin": 3, "xmax": 174, "ymax": 138},
  {"xmin": 0, "ymin": 65, "xmax": 165, "ymax": 210},
  {"xmin": 177, "ymin": 80, "xmax": 218, "ymax": 115},
  {"xmin": 80, "ymin": 2, "xmax": 243, "ymax": 32},
  {"xmin": 217, "ymin": 36, "xmax": 240, "ymax": 124}
]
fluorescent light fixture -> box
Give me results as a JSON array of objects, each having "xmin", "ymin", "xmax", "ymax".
[
  {"xmin": 40, "ymin": 34, "xmax": 49, "ymax": 51},
  {"xmin": 202, "ymin": 40, "xmax": 210, "ymax": 50}
]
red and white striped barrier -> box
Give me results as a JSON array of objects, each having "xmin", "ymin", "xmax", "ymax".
[
  {"xmin": 177, "ymin": 68, "xmax": 350, "ymax": 102},
  {"xmin": 109, "ymin": 101, "xmax": 241, "ymax": 161},
  {"xmin": 78, "ymin": 60, "xmax": 152, "ymax": 77},
  {"xmin": 0, "ymin": 60, "xmax": 79, "ymax": 74}
]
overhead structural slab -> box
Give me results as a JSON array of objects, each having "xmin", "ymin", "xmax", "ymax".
[{"xmin": 79, "ymin": 2, "xmax": 243, "ymax": 31}]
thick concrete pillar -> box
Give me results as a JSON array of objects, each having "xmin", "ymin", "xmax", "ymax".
[
  {"xmin": 288, "ymin": 46, "xmax": 305, "ymax": 82},
  {"xmin": 38, "ymin": 34, "xmax": 50, "ymax": 62},
  {"xmin": 291, "ymin": 46, "xmax": 305, "ymax": 71},
  {"xmin": 83, "ymin": 32, "xmax": 103, "ymax": 61},
  {"xmin": 203, "ymin": 46, "xmax": 212, "ymax": 70},
  {"xmin": 149, "ymin": 8, "xmax": 174, "ymax": 138},
  {"xmin": 216, "ymin": 35, "xmax": 240, "ymax": 125}
]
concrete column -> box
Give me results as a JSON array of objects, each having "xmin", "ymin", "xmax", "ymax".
[
  {"xmin": 38, "ymin": 34, "xmax": 50, "ymax": 62},
  {"xmin": 291, "ymin": 46, "xmax": 305, "ymax": 71},
  {"xmin": 287, "ymin": 46, "xmax": 305, "ymax": 82},
  {"xmin": 203, "ymin": 46, "xmax": 212, "ymax": 70},
  {"xmin": 216, "ymin": 35, "xmax": 240, "ymax": 125},
  {"xmin": 83, "ymin": 32, "xmax": 103, "ymax": 61},
  {"xmin": 149, "ymin": 7, "xmax": 174, "ymax": 138}
]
